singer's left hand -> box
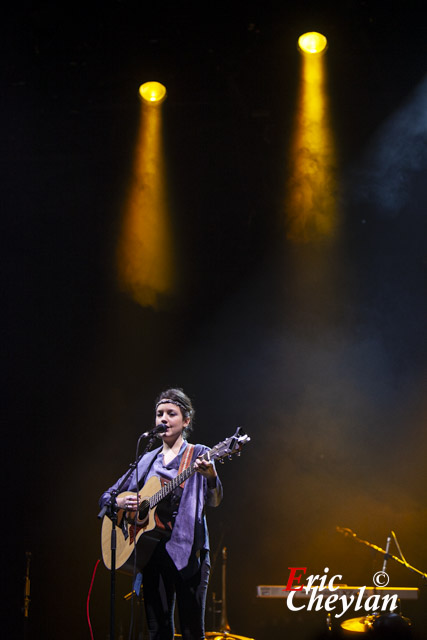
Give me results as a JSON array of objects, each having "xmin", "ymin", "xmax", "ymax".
[{"xmin": 194, "ymin": 457, "xmax": 217, "ymax": 481}]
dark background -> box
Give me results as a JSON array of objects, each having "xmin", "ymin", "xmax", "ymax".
[{"xmin": 3, "ymin": 1, "xmax": 427, "ymax": 639}]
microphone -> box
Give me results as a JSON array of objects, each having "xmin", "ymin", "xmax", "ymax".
[{"xmin": 140, "ymin": 423, "xmax": 168, "ymax": 438}]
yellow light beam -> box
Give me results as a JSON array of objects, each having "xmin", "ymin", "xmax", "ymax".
[
  {"xmin": 117, "ymin": 84, "xmax": 174, "ymax": 308},
  {"xmin": 286, "ymin": 33, "xmax": 337, "ymax": 243}
]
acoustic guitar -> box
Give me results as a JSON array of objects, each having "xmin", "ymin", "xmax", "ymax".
[{"xmin": 101, "ymin": 427, "xmax": 250, "ymax": 571}]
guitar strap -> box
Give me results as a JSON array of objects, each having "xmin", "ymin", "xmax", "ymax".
[{"xmin": 177, "ymin": 443, "xmax": 194, "ymax": 487}]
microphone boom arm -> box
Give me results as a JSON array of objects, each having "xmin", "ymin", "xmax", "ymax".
[{"xmin": 336, "ymin": 526, "xmax": 427, "ymax": 581}]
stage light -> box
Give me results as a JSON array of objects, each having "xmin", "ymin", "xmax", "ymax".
[
  {"xmin": 139, "ymin": 81, "xmax": 167, "ymax": 104},
  {"xmin": 298, "ymin": 32, "xmax": 328, "ymax": 55}
]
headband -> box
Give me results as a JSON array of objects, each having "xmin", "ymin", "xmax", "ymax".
[{"xmin": 156, "ymin": 398, "xmax": 190, "ymax": 416}]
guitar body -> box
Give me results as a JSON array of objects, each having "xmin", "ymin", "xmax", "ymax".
[{"xmin": 101, "ymin": 475, "xmax": 168, "ymax": 571}]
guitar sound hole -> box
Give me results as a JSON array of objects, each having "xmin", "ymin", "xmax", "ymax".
[{"xmin": 136, "ymin": 500, "xmax": 149, "ymax": 524}]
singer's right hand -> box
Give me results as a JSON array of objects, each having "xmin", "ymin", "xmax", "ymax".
[{"xmin": 116, "ymin": 494, "xmax": 139, "ymax": 511}]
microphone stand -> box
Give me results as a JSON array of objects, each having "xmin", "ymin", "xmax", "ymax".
[
  {"xmin": 23, "ymin": 551, "xmax": 31, "ymax": 639},
  {"xmin": 97, "ymin": 430, "xmax": 161, "ymax": 640},
  {"xmin": 382, "ymin": 535, "xmax": 392, "ymax": 574},
  {"xmin": 336, "ymin": 527, "xmax": 427, "ymax": 581}
]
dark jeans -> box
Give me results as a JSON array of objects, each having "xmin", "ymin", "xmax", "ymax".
[{"xmin": 142, "ymin": 542, "xmax": 210, "ymax": 640}]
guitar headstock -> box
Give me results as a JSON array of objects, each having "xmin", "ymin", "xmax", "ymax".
[{"xmin": 209, "ymin": 427, "xmax": 250, "ymax": 463}]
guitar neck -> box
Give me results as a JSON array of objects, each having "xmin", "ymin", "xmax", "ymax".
[{"xmin": 149, "ymin": 450, "xmax": 210, "ymax": 508}]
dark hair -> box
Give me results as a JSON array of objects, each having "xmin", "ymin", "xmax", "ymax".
[{"xmin": 155, "ymin": 388, "xmax": 195, "ymax": 439}]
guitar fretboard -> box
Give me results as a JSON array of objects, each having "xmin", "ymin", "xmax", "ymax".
[{"xmin": 149, "ymin": 450, "xmax": 211, "ymax": 508}]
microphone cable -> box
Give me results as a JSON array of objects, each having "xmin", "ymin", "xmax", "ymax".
[{"xmin": 86, "ymin": 558, "xmax": 101, "ymax": 640}]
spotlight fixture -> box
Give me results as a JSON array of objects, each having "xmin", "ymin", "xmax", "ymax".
[
  {"xmin": 139, "ymin": 81, "xmax": 167, "ymax": 104},
  {"xmin": 298, "ymin": 32, "xmax": 328, "ymax": 55}
]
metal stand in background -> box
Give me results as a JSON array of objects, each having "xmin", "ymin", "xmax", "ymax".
[
  {"xmin": 382, "ymin": 534, "xmax": 392, "ymax": 574},
  {"xmin": 219, "ymin": 547, "xmax": 231, "ymax": 633},
  {"xmin": 23, "ymin": 551, "xmax": 31, "ymax": 639},
  {"xmin": 207, "ymin": 546, "xmax": 255, "ymax": 640}
]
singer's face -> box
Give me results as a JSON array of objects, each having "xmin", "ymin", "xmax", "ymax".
[{"xmin": 156, "ymin": 402, "xmax": 189, "ymax": 441}]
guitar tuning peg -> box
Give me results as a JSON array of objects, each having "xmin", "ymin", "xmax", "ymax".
[{"xmin": 219, "ymin": 459, "xmax": 225, "ymax": 464}]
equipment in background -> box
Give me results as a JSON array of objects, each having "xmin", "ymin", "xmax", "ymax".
[
  {"xmin": 207, "ymin": 546, "xmax": 255, "ymax": 640},
  {"xmin": 23, "ymin": 551, "xmax": 32, "ymax": 639},
  {"xmin": 335, "ymin": 526, "xmax": 425, "ymax": 636},
  {"xmin": 256, "ymin": 585, "xmax": 419, "ymax": 600},
  {"xmin": 257, "ymin": 526, "xmax": 426, "ymax": 636},
  {"xmin": 341, "ymin": 612, "xmax": 412, "ymax": 634},
  {"xmin": 23, "ymin": 551, "xmax": 31, "ymax": 618},
  {"xmin": 257, "ymin": 585, "xmax": 417, "ymax": 636}
]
